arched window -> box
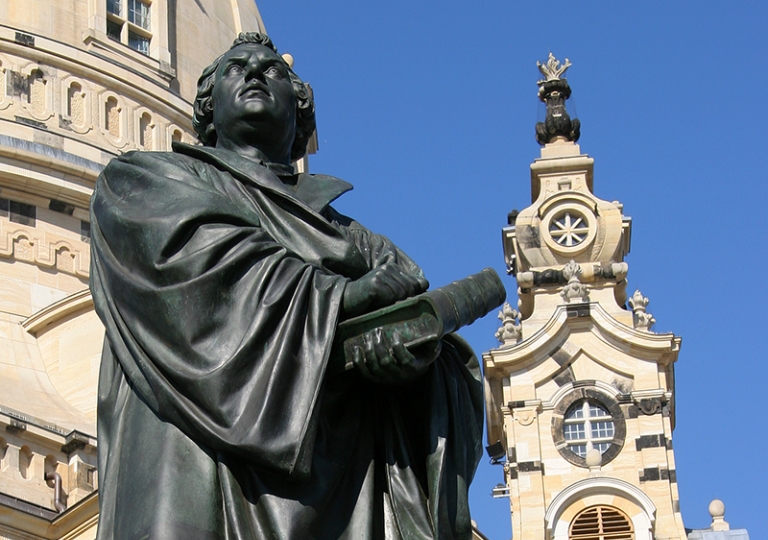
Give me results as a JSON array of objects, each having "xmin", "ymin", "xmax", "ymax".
[
  {"xmin": 68, "ymin": 83, "xmax": 85, "ymax": 126},
  {"xmin": 105, "ymin": 97, "xmax": 120, "ymax": 138},
  {"xmin": 171, "ymin": 129, "xmax": 182, "ymax": 144},
  {"xmin": 570, "ymin": 505, "xmax": 633, "ymax": 540}
]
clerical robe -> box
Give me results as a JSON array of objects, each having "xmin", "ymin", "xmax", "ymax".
[{"xmin": 90, "ymin": 143, "xmax": 483, "ymax": 540}]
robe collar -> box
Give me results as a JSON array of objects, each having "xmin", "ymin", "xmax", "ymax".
[{"xmin": 172, "ymin": 142, "xmax": 353, "ymax": 214}]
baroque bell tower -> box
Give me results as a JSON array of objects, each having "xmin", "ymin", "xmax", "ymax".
[{"xmin": 484, "ymin": 55, "xmax": 687, "ymax": 540}]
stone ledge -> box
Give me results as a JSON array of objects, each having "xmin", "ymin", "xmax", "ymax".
[{"xmin": 22, "ymin": 289, "xmax": 92, "ymax": 336}]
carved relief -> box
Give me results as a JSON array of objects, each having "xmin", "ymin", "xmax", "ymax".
[
  {"xmin": 12, "ymin": 235, "xmax": 34, "ymax": 262},
  {"xmin": 514, "ymin": 407, "xmax": 538, "ymax": 426},
  {"xmin": 637, "ymin": 398, "xmax": 662, "ymax": 416},
  {"xmin": 0, "ymin": 230, "xmax": 89, "ymax": 278},
  {"xmin": 68, "ymin": 83, "xmax": 85, "ymax": 126},
  {"xmin": 61, "ymin": 78, "xmax": 94, "ymax": 135},
  {"xmin": 0, "ymin": 60, "xmax": 7, "ymax": 110},
  {"xmin": 18, "ymin": 65, "xmax": 55, "ymax": 122},
  {"xmin": 139, "ymin": 111, "xmax": 154, "ymax": 150},
  {"xmin": 29, "ymin": 70, "xmax": 46, "ymax": 115},
  {"xmin": 105, "ymin": 96, "xmax": 121, "ymax": 139},
  {"xmin": 0, "ymin": 50, "xmax": 194, "ymax": 154},
  {"xmin": 55, "ymin": 246, "xmax": 75, "ymax": 273}
]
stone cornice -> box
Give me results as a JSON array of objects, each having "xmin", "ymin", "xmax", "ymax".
[
  {"xmin": 0, "ymin": 25, "xmax": 192, "ymax": 120},
  {"xmin": 0, "ymin": 408, "xmax": 96, "ymax": 444},
  {"xmin": 0, "ymin": 490, "xmax": 98, "ymax": 539},
  {"xmin": 22, "ymin": 289, "xmax": 93, "ymax": 336},
  {"xmin": 485, "ymin": 302, "xmax": 681, "ymax": 376}
]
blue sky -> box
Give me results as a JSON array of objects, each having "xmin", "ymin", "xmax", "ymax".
[{"xmin": 256, "ymin": 2, "xmax": 767, "ymax": 538}]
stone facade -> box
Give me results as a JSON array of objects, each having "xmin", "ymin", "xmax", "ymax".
[
  {"xmin": 0, "ymin": 1, "xmax": 265, "ymax": 538},
  {"xmin": 484, "ymin": 134, "xmax": 689, "ymax": 539}
]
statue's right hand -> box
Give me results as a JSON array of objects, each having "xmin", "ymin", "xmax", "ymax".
[{"xmin": 341, "ymin": 263, "xmax": 428, "ymax": 319}]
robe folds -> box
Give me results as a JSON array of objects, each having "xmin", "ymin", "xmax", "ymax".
[{"xmin": 90, "ymin": 143, "xmax": 484, "ymax": 540}]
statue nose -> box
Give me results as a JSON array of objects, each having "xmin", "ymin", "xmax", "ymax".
[{"xmin": 244, "ymin": 62, "xmax": 266, "ymax": 81}]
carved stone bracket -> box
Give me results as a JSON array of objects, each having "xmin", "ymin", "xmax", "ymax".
[
  {"xmin": 514, "ymin": 408, "xmax": 538, "ymax": 426},
  {"xmin": 628, "ymin": 396, "xmax": 670, "ymax": 418}
]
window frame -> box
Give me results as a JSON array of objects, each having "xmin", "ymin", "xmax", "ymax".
[
  {"xmin": 103, "ymin": 0, "xmax": 155, "ymax": 57},
  {"xmin": 563, "ymin": 400, "xmax": 616, "ymax": 458},
  {"xmin": 552, "ymin": 387, "xmax": 626, "ymax": 467}
]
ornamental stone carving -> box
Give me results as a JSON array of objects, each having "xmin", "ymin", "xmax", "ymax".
[
  {"xmin": 628, "ymin": 290, "xmax": 656, "ymax": 331},
  {"xmin": 495, "ymin": 302, "xmax": 522, "ymax": 344},
  {"xmin": 560, "ymin": 260, "xmax": 589, "ymax": 303},
  {"xmin": 536, "ymin": 53, "xmax": 580, "ymax": 145}
]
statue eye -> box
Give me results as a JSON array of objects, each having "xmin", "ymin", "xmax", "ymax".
[
  {"xmin": 265, "ymin": 66, "xmax": 284, "ymax": 78},
  {"xmin": 226, "ymin": 64, "xmax": 244, "ymax": 75}
]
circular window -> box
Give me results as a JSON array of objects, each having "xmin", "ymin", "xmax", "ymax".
[
  {"xmin": 549, "ymin": 211, "xmax": 590, "ymax": 247},
  {"xmin": 563, "ymin": 400, "xmax": 615, "ymax": 458},
  {"xmin": 552, "ymin": 388, "xmax": 625, "ymax": 467},
  {"xmin": 540, "ymin": 201, "xmax": 597, "ymax": 256}
]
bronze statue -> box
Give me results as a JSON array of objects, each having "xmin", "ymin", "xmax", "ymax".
[{"xmin": 91, "ymin": 33, "xmax": 486, "ymax": 539}]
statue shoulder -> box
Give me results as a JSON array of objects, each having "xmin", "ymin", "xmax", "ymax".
[
  {"xmin": 100, "ymin": 149, "xmax": 219, "ymax": 189},
  {"xmin": 111, "ymin": 149, "xmax": 202, "ymax": 173}
]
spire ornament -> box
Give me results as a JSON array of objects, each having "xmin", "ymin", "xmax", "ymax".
[
  {"xmin": 560, "ymin": 260, "xmax": 589, "ymax": 303},
  {"xmin": 535, "ymin": 53, "xmax": 580, "ymax": 145},
  {"xmin": 495, "ymin": 302, "xmax": 522, "ymax": 344},
  {"xmin": 628, "ymin": 290, "xmax": 656, "ymax": 331},
  {"xmin": 537, "ymin": 53, "xmax": 572, "ymax": 83}
]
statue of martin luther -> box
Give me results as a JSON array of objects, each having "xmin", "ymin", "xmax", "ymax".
[{"xmin": 90, "ymin": 32, "xmax": 484, "ymax": 540}]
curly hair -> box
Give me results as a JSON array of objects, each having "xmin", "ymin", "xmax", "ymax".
[{"xmin": 192, "ymin": 32, "xmax": 316, "ymax": 162}]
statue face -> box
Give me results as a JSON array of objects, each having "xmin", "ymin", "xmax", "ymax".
[{"xmin": 212, "ymin": 43, "xmax": 297, "ymax": 159}]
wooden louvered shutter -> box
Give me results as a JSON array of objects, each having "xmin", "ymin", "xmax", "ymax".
[{"xmin": 569, "ymin": 505, "xmax": 634, "ymax": 540}]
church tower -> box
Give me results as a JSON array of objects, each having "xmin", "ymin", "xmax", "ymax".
[
  {"xmin": 0, "ymin": 2, "xmax": 265, "ymax": 538},
  {"xmin": 484, "ymin": 55, "xmax": 687, "ymax": 540}
]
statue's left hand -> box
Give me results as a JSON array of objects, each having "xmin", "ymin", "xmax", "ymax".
[{"xmin": 351, "ymin": 328, "xmax": 441, "ymax": 385}]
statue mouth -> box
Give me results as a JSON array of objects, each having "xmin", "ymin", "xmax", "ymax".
[{"xmin": 241, "ymin": 83, "xmax": 270, "ymax": 99}]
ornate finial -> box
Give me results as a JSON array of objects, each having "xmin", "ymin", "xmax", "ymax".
[
  {"xmin": 628, "ymin": 290, "xmax": 656, "ymax": 331},
  {"xmin": 708, "ymin": 499, "xmax": 730, "ymax": 532},
  {"xmin": 495, "ymin": 302, "xmax": 522, "ymax": 344},
  {"xmin": 535, "ymin": 54, "xmax": 580, "ymax": 145},
  {"xmin": 561, "ymin": 260, "xmax": 581, "ymax": 281},
  {"xmin": 537, "ymin": 53, "xmax": 572, "ymax": 83},
  {"xmin": 560, "ymin": 260, "xmax": 589, "ymax": 303}
]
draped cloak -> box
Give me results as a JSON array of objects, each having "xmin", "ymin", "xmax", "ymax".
[{"xmin": 90, "ymin": 143, "xmax": 484, "ymax": 540}]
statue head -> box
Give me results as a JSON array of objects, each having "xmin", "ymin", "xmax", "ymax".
[{"xmin": 193, "ymin": 33, "xmax": 316, "ymax": 164}]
